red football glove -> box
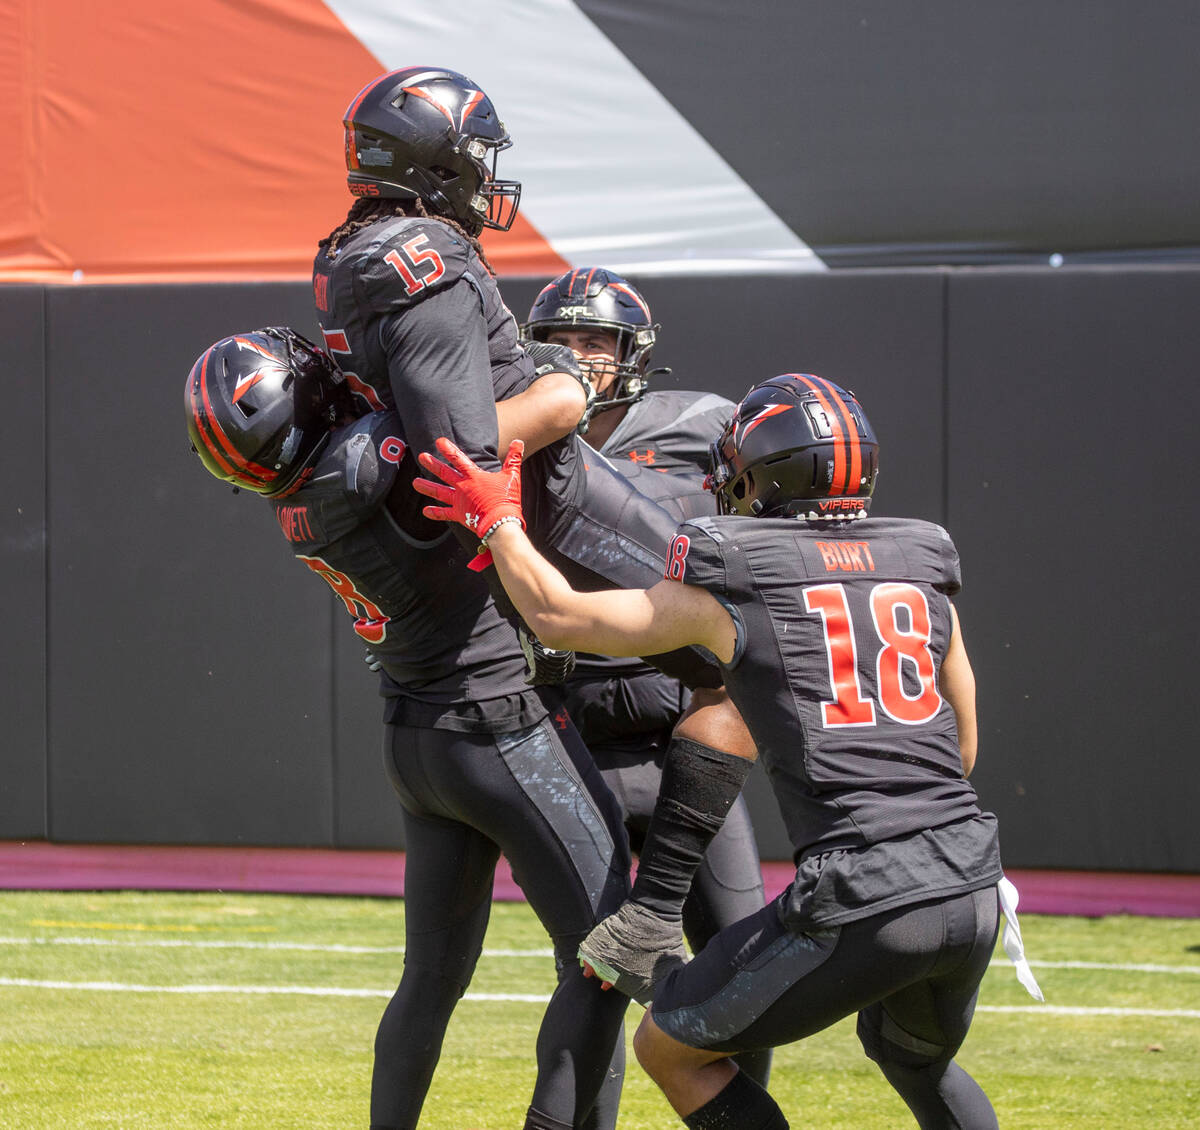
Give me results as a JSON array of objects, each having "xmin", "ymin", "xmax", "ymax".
[{"xmin": 414, "ymin": 438, "xmax": 526, "ymax": 570}]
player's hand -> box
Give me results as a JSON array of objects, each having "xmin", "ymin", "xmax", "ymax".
[
  {"xmin": 414, "ymin": 437, "xmax": 526, "ymax": 538},
  {"xmin": 519, "ymin": 626, "xmax": 576, "ymax": 685},
  {"xmin": 523, "ymin": 340, "xmax": 580, "ymax": 380}
]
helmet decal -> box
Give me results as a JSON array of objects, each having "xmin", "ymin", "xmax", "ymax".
[
  {"xmin": 458, "ymin": 89, "xmax": 485, "ymax": 130},
  {"xmin": 230, "ymin": 336, "xmax": 284, "ymax": 405},
  {"xmin": 736, "ymin": 402, "xmax": 792, "ymax": 444},
  {"xmin": 608, "ymin": 282, "xmax": 652, "ymax": 322},
  {"xmin": 402, "ymin": 84, "xmax": 485, "ymax": 132}
]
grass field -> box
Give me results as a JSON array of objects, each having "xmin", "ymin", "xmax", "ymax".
[{"xmin": 1, "ymin": 890, "xmax": 1197, "ymax": 1128}]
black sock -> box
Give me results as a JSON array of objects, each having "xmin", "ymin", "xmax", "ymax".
[
  {"xmin": 631, "ymin": 738, "xmax": 755, "ymax": 921},
  {"xmin": 682, "ymin": 1069, "xmax": 788, "ymax": 1129}
]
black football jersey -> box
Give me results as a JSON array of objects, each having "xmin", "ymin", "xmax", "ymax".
[
  {"xmin": 313, "ymin": 216, "xmax": 582, "ymax": 531},
  {"xmin": 668, "ymin": 514, "xmax": 985, "ymax": 857},
  {"xmin": 269, "ymin": 411, "xmax": 539, "ymax": 730},
  {"xmin": 565, "ymin": 393, "xmax": 727, "ymax": 684},
  {"xmin": 599, "ymin": 389, "xmax": 734, "ymax": 476}
]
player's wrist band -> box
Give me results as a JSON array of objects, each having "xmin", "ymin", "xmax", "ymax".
[{"xmin": 479, "ymin": 514, "xmax": 524, "ymax": 547}]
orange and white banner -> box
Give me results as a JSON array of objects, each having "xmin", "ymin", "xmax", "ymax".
[{"xmin": 0, "ymin": 0, "xmax": 820, "ymax": 283}]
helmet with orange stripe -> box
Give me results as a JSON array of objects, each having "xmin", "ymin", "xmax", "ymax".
[
  {"xmin": 707, "ymin": 375, "xmax": 878, "ymax": 519},
  {"xmin": 185, "ymin": 328, "xmax": 351, "ymax": 497},
  {"xmin": 342, "ymin": 66, "xmax": 521, "ymax": 236},
  {"xmin": 521, "ymin": 268, "xmax": 662, "ymax": 410}
]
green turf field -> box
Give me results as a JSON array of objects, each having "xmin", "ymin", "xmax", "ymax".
[{"xmin": 0, "ymin": 890, "xmax": 1196, "ymax": 1128}]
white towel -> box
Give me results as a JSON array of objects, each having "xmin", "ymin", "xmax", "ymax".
[{"xmin": 998, "ymin": 876, "xmax": 1045, "ymax": 1002}]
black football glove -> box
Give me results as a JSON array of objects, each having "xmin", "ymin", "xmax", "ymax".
[
  {"xmin": 519, "ymin": 625, "xmax": 576, "ymax": 686},
  {"xmin": 522, "ymin": 341, "xmax": 598, "ymax": 434},
  {"xmin": 363, "ymin": 650, "xmax": 383, "ymax": 673}
]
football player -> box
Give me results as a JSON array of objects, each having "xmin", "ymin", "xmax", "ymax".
[
  {"xmin": 185, "ymin": 328, "xmax": 632, "ymax": 1130},
  {"xmin": 523, "ymin": 270, "xmax": 771, "ymax": 1087},
  {"xmin": 413, "ymin": 375, "xmax": 1022, "ymax": 1129},
  {"xmin": 314, "ymin": 68, "xmax": 760, "ymax": 1005}
]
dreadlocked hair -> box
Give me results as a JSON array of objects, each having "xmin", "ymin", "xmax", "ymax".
[{"xmin": 317, "ymin": 197, "xmax": 497, "ymax": 276}]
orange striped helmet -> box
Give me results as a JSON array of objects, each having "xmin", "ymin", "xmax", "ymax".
[
  {"xmin": 707, "ymin": 375, "xmax": 878, "ymax": 519},
  {"xmin": 186, "ymin": 328, "xmax": 348, "ymax": 498}
]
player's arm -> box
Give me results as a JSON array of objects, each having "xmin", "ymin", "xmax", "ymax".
[
  {"xmin": 384, "ymin": 285, "xmax": 587, "ymax": 460},
  {"xmin": 381, "ymin": 280, "xmax": 503, "ymax": 469},
  {"xmin": 940, "ymin": 602, "xmax": 978, "ymax": 775},
  {"xmin": 412, "ymin": 437, "xmax": 736, "ymax": 662},
  {"xmin": 496, "ymin": 341, "xmax": 594, "ymax": 453},
  {"xmin": 487, "ymin": 523, "xmax": 734, "ymax": 661},
  {"xmin": 496, "ymin": 370, "xmax": 587, "ymax": 454}
]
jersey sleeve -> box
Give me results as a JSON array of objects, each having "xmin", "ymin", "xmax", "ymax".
[
  {"xmin": 672, "ymin": 393, "xmax": 736, "ymax": 473},
  {"xmin": 666, "ymin": 517, "xmax": 729, "ymax": 595},
  {"xmin": 343, "ymin": 413, "xmax": 404, "ymax": 519},
  {"xmin": 928, "ymin": 523, "xmax": 963, "ymax": 595},
  {"xmin": 353, "ymin": 220, "xmax": 471, "ymax": 315},
  {"xmin": 376, "ymin": 272, "xmax": 502, "ymax": 474}
]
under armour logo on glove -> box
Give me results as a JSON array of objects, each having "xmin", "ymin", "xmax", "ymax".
[{"xmin": 413, "ymin": 439, "xmax": 527, "ymax": 571}]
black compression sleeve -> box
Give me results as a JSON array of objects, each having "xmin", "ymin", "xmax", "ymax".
[{"xmin": 630, "ymin": 737, "xmax": 755, "ymax": 921}]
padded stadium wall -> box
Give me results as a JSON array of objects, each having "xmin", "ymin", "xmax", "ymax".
[{"xmin": 2, "ymin": 266, "xmax": 1197, "ymax": 873}]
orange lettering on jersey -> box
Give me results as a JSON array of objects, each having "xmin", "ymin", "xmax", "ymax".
[
  {"xmin": 842, "ymin": 542, "xmax": 876, "ymax": 571},
  {"xmin": 277, "ymin": 505, "xmax": 314, "ymax": 543},
  {"xmin": 313, "ymin": 273, "xmax": 330, "ymax": 312},
  {"xmin": 817, "ymin": 541, "xmax": 876, "ymax": 572},
  {"xmin": 627, "ymin": 449, "xmax": 657, "ymax": 465}
]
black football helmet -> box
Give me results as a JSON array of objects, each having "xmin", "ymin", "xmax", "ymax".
[
  {"xmin": 521, "ymin": 268, "xmax": 664, "ymax": 409},
  {"xmin": 708, "ymin": 374, "xmax": 879, "ymax": 519},
  {"xmin": 342, "ymin": 66, "xmax": 521, "ymax": 236},
  {"xmin": 186, "ymin": 327, "xmax": 350, "ymax": 497}
]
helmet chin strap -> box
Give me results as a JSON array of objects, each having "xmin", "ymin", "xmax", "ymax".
[{"xmin": 587, "ymin": 364, "xmax": 671, "ymax": 414}]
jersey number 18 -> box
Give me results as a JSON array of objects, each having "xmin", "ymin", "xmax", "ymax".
[{"xmin": 804, "ymin": 582, "xmax": 942, "ymax": 728}]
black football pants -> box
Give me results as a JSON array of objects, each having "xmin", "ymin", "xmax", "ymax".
[
  {"xmin": 652, "ymin": 886, "xmax": 1001, "ymax": 1129},
  {"xmin": 370, "ymin": 714, "xmax": 631, "ymax": 1130}
]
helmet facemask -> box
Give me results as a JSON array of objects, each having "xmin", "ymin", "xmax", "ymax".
[
  {"xmin": 522, "ymin": 268, "xmax": 665, "ymax": 411},
  {"xmin": 460, "ymin": 135, "xmax": 521, "ymax": 233}
]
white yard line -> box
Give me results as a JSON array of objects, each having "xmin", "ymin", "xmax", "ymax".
[
  {"xmin": 0, "ymin": 935, "xmax": 551, "ymax": 957},
  {"xmin": 976, "ymin": 1004, "xmax": 1200, "ymax": 1019},
  {"xmin": 1, "ymin": 937, "xmax": 1197, "ymax": 977},
  {"xmin": 0, "ymin": 977, "xmax": 1197, "ymax": 1018}
]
